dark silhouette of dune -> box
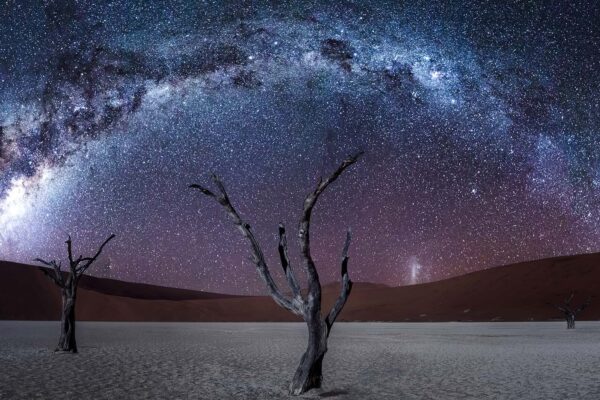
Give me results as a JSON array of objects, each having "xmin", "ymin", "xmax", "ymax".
[
  {"xmin": 332, "ymin": 254, "xmax": 600, "ymax": 322},
  {"xmin": 79, "ymin": 274, "xmax": 237, "ymax": 301},
  {"xmin": 1, "ymin": 253, "xmax": 599, "ymax": 321}
]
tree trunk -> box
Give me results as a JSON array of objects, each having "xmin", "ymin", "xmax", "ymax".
[
  {"xmin": 190, "ymin": 154, "xmax": 361, "ymax": 395},
  {"xmin": 37, "ymin": 234, "xmax": 114, "ymax": 354},
  {"xmin": 566, "ymin": 314, "xmax": 575, "ymax": 329},
  {"xmin": 57, "ymin": 292, "xmax": 77, "ymax": 353},
  {"xmin": 289, "ymin": 319, "xmax": 328, "ymax": 395}
]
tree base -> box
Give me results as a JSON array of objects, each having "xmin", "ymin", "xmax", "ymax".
[
  {"xmin": 289, "ymin": 350, "xmax": 325, "ymax": 395},
  {"xmin": 289, "ymin": 375, "xmax": 322, "ymax": 395},
  {"xmin": 54, "ymin": 348, "xmax": 78, "ymax": 353}
]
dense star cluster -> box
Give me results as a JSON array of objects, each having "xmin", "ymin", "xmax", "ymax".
[{"xmin": 1, "ymin": 0, "xmax": 599, "ymax": 294}]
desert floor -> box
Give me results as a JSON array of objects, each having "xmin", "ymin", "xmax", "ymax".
[{"xmin": 0, "ymin": 322, "xmax": 599, "ymax": 399}]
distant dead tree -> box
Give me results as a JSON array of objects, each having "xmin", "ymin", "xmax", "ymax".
[
  {"xmin": 35, "ymin": 234, "xmax": 115, "ymax": 353},
  {"xmin": 551, "ymin": 293, "xmax": 591, "ymax": 329},
  {"xmin": 190, "ymin": 152, "xmax": 362, "ymax": 395}
]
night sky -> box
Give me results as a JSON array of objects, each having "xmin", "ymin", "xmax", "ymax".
[{"xmin": 1, "ymin": 0, "xmax": 599, "ymax": 294}]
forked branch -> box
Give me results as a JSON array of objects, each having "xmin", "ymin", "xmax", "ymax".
[
  {"xmin": 325, "ymin": 230, "xmax": 353, "ymax": 333},
  {"xmin": 575, "ymin": 297, "xmax": 591, "ymax": 314},
  {"xmin": 552, "ymin": 293, "xmax": 591, "ymax": 316},
  {"xmin": 35, "ymin": 259, "xmax": 65, "ymax": 288},
  {"xmin": 191, "ymin": 152, "xmax": 363, "ymax": 395},
  {"xmin": 565, "ymin": 293, "xmax": 574, "ymax": 306},
  {"xmin": 298, "ymin": 151, "xmax": 363, "ymax": 304},
  {"xmin": 75, "ymin": 234, "xmax": 116, "ymax": 276},
  {"xmin": 190, "ymin": 177, "xmax": 303, "ymax": 316},
  {"xmin": 36, "ymin": 234, "xmax": 116, "ymax": 286},
  {"xmin": 550, "ymin": 292, "xmax": 592, "ymax": 329},
  {"xmin": 278, "ymin": 224, "xmax": 303, "ymax": 305},
  {"xmin": 35, "ymin": 233, "xmax": 116, "ymax": 353}
]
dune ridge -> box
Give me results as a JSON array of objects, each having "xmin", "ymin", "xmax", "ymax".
[{"xmin": 1, "ymin": 253, "xmax": 599, "ymax": 322}]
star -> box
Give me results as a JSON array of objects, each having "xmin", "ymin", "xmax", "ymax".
[{"xmin": 0, "ymin": 1, "xmax": 598, "ymax": 293}]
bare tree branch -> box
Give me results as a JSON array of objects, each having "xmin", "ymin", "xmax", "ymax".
[
  {"xmin": 278, "ymin": 224, "xmax": 303, "ymax": 305},
  {"xmin": 190, "ymin": 178, "xmax": 302, "ymax": 316},
  {"xmin": 191, "ymin": 152, "xmax": 363, "ymax": 395},
  {"xmin": 35, "ymin": 259, "xmax": 65, "ymax": 288},
  {"xmin": 66, "ymin": 235, "xmax": 74, "ymax": 266},
  {"xmin": 75, "ymin": 234, "xmax": 116, "ymax": 275},
  {"xmin": 36, "ymin": 234, "xmax": 115, "ymax": 353},
  {"xmin": 575, "ymin": 297, "xmax": 591, "ymax": 314},
  {"xmin": 555, "ymin": 305, "xmax": 567, "ymax": 313},
  {"xmin": 298, "ymin": 151, "xmax": 363, "ymax": 305},
  {"xmin": 550, "ymin": 292, "xmax": 591, "ymax": 329},
  {"xmin": 565, "ymin": 292, "xmax": 574, "ymax": 306},
  {"xmin": 325, "ymin": 230, "xmax": 353, "ymax": 333}
]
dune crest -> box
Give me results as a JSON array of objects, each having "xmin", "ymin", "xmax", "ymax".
[{"xmin": 2, "ymin": 253, "xmax": 600, "ymax": 322}]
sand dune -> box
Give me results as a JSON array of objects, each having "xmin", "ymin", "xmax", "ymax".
[{"xmin": 1, "ymin": 253, "xmax": 600, "ymax": 321}]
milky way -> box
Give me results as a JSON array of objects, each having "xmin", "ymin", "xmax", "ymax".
[{"xmin": 1, "ymin": 0, "xmax": 599, "ymax": 294}]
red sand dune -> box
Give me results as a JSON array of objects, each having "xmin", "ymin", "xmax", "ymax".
[{"xmin": 1, "ymin": 253, "xmax": 599, "ymax": 322}]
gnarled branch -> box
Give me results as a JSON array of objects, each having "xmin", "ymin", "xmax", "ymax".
[
  {"xmin": 565, "ymin": 292, "xmax": 574, "ymax": 306},
  {"xmin": 325, "ymin": 230, "xmax": 353, "ymax": 334},
  {"xmin": 190, "ymin": 177, "xmax": 303, "ymax": 316},
  {"xmin": 75, "ymin": 234, "xmax": 116, "ymax": 276},
  {"xmin": 36, "ymin": 233, "xmax": 115, "ymax": 353},
  {"xmin": 278, "ymin": 224, "xmax": 303, "ymax": 308},
  {"xmin": 35, "ymin": 259, "xmax": 65, "ymax": 288},
  {"xmin": 66, "ymin": 235, "xmax": 77, "ymax": 270},
  {"xmin": 549, "ymin": 293, "xmax": 591, "ymax": 329},
  {"xmin": 575, "ymin": 297, "xmax": 591, "ymax": 314},
  {"xmin": 191, "ymin": 152, "xmax": 362, "ymax": 395},
  {"xmin": 554, "ymin": 305, "xmax": 567, "ymax": 313},
  {"xmin": 36, "ymin": 234, "xmax": 115, "ymax": 285},
  {"xmin": 298, "ymin": 151, "xmax": 363, "ymax": 306}
]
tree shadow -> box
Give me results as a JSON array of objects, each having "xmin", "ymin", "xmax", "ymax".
[{"xmin": 319, "ymin": 389, "xmax": 349, "ymax": 398}]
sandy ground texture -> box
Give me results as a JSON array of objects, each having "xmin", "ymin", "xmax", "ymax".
[{"xmin": 1, "ymin": 322, "xmax": 600, "ymax": 399}]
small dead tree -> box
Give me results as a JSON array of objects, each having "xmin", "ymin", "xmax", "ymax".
[
  {"xmin": 552, "ymin": 293, "xmax": 591, "ymax": 329},
  {"xmin": 35, "ymin": 234, "xmax": 115, "ymax": 353},
  {"xmin": 190, "ymin": 152, "xmax": 362, "ymax": 395}
]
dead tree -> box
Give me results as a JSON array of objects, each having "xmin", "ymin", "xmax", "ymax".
[
  {"xmin": 552, "ymin": 293, "xmax": 591, "ymax": 329},
  {"xmin": 35, "ymin": 234, "xmax": 115, "ymax": 353},
  {"xmin": 190, "ymin": 152, "xmax": 362, "ymax": 395}
]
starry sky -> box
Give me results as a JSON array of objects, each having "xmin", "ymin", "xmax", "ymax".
[{"xmin": 1, "ymin": 0, "xmax": 599, "ymax": 294}]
